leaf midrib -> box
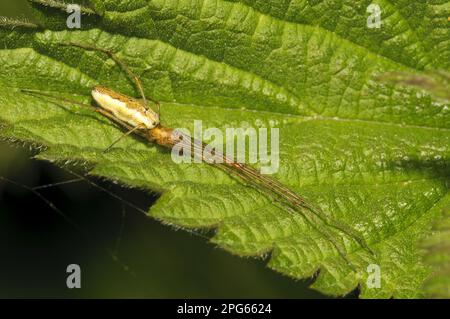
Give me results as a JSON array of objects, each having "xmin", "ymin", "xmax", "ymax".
[{"xmin": 3, "ymin": 83, "xmax": 449, "ymax": 132}]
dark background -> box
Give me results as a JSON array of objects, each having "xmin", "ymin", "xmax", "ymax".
[{"xmin": 0, "ymin": 0, "xmax": 327, "ymax": 298}]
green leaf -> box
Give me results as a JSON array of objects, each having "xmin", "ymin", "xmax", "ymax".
[
  {"xmin": 422, "ymin": 205, "xmax": 450, "ymax": 298},
  {"xmin": 1, "ymin": 0, "xmax": 449, "ymax": 298}
]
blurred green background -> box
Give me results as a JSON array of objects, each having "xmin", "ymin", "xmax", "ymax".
[{"xmin": 0, "ymin": 0, "xmax": 329, "ymax": 298}]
